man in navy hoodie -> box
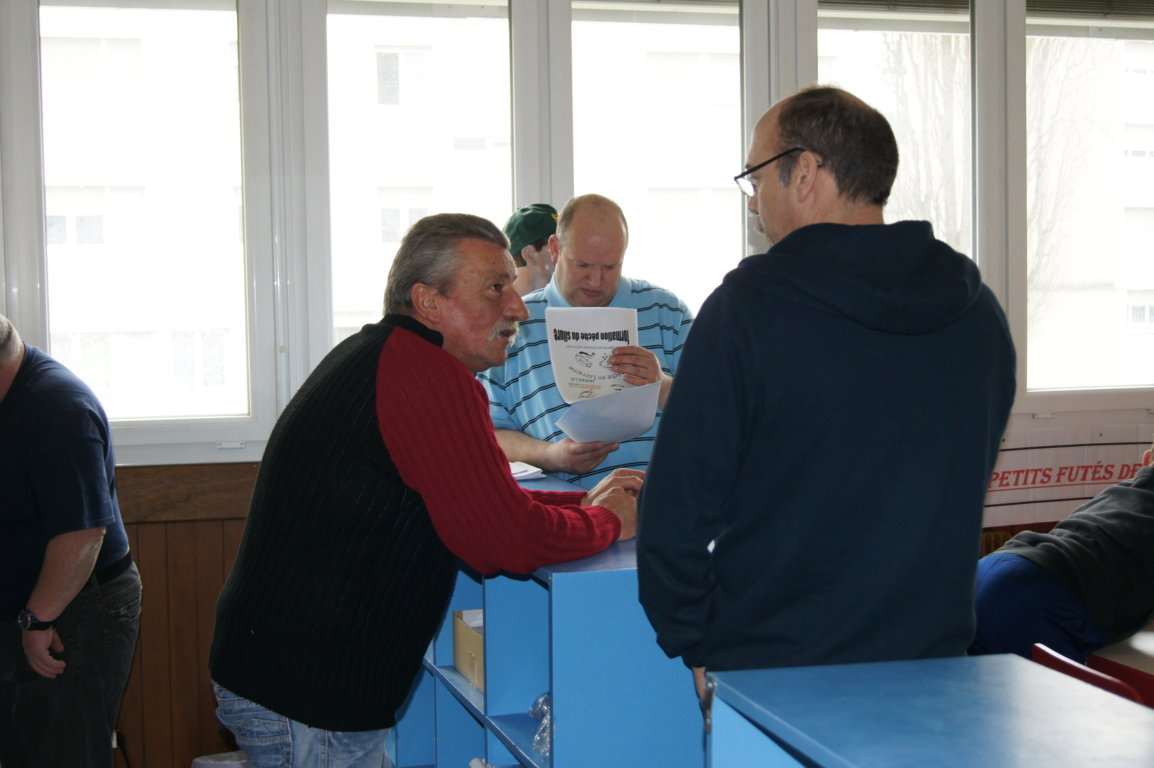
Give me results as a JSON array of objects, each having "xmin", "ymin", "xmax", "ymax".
[{"xmin": 637, "ymin": 86, "xmax": 1016, "ymax": 699}]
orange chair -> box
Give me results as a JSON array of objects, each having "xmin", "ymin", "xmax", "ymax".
[{"xmin": 1031, "ymin": 643, "xmax": 1146, "ymax": 705}]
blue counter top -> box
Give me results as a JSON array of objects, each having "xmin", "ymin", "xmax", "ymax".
[
  {"xmin": 711, "ymin": 654, "xmax": 1154, "ymax": 767},
  {"xmin": 521, "ymin": 472, "xmax": 641, "ymax": 576}
]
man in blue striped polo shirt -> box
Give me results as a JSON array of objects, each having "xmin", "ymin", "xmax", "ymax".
[{"xmin": 478, "ymin": 194, "xmax": 693, "ymax": 489}]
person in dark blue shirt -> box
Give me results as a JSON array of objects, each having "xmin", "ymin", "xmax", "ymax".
[{"xmin": 0, "ymin": 313, "xmax": 141, "ymax": 768}]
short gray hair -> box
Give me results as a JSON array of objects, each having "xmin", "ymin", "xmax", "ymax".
[{"xmin": 383, "ymin": 213, "xmax": 509, "ymax": 316}]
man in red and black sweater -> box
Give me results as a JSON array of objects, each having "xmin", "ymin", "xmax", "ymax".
[{"xmin": 209, "ymin": 213, "xmax": 637, "ymax": 767}]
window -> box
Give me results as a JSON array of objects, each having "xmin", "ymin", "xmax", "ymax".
[
  {"xmin": 380, "ymin": 208, "xmax": 402, "ymax": 242},
  {"xmin": 1129, "ymin": 292, "xmax": 1154, "ymax": 329},
  {"xmin": 75, "ymin": 214, "xmax": 103, "ymax": 245},
  {"xmin": 376, "ymin": 51, "xmax": 400, "ymax": 104},
  {"xmin": 571, "ymin": 1, "xmax": 741, "ymax": 314},
  {"xmin": 6, "ymin": 2, "xmax": 1154, "ymax": 469},
  {"xmin": 45, "ymin": 215, "xmax": 67, "ymax": 244},
  {"xmin": 818, "ymin": 3, "xmax": 972, "ymax": 257},
  {"xmin": 1026, "ymin": 29, "xmax": 1154, "ymax": 390},
  {"xmin": 1125, "ymin": 125, "xmax": 1154, "ymax": 159},
  {"xmin": 328, "ymin": 2, "xmax": 511, "ymax": 341},
  {"xmin": 39, "ymin": 4, "xmax": 251, "ymax": 420}
]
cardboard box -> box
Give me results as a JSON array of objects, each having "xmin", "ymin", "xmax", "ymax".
[{"xmin": 453, "ymin": 609, "xmax": 485, "ymax": 691}]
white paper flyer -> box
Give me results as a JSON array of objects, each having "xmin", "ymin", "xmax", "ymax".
[{"xmin": 545, "ymin": 307, "xmax": 660, "ymax": 443}]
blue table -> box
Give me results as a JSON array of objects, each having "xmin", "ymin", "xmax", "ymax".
[{"xmin": 710, "ymin": 654, "xmax": 1154, "ymax": 767}]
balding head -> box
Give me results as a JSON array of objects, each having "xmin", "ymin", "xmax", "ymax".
[
  {"xmin": 0, "ymin": 314, "xmax": 25, "ymax": 402},
  {"xmin": 549, "ymin": 194, "xmax": 629, "ymax": 307},
  {"xmin": 0, "ymin": 315, "xmax": 21, "ymax": 363},
  {"xmin": 744, "ymin": 86, "xmax": 895, "ymax": 244}
]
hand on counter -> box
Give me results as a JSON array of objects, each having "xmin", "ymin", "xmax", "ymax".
[{"xmin": 582, "ymin": 469, "xmax": 644, "ymax": 540}]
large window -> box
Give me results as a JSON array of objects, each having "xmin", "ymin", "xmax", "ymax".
[
  {"xmin": 39, "ymin": 4, "xmax": 249, "ymax": 420},
  {"xmin": 1026, "ymin": 26, "xmax": 1154, "ymax": 391},
  {"xmin": 4, "ymin": 1, "xmax": 1154, "ymax": 466},
  {"xmin": 327, "ymin": 1, "xmax": 512, "ymax": 341},
  {"xmin": 818, "ymin": 5, "xmax": 972, "ymax": 257},
  {"xmin": 572, "ymin": 2, "xmax": 741, "ymax": 313}
]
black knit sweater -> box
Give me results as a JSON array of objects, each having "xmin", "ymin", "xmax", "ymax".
[
  {"xmin": 210, "ymin": 317, "xmax": 456, "ymax": 730},
  {"xmin": 210, "ymin": 315, "xmax": 618, "ymax": 730}
]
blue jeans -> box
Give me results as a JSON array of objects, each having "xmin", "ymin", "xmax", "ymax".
[
  {"xmin": 0, "ymin": 562, "xmax": 142, "ymax": 768},
  {"xmin": 213, "ymin": 682, "xmax": 393, "ymax": 768},
  {"xmin": 970, "ymin": 552, "xmax": 1110, "ymax": 663}
]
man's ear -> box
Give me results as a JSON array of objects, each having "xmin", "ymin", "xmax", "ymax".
[
  {"xmin": 793, "ymin": 151, "xmax": 823, "ymax": 202},
  {"xmin": 548, "ymin": 234, "xmax": 561, "ymax": 265},
  {"xmin": 410, "ymin": 283, "xmax": 441, "ymax": 324},
  {"xmin": 1143, "ymin": 448, "xmax": 1152, "ymax": 467}
]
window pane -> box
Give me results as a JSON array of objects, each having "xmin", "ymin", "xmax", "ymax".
[
  {"xmin": 817, "ymin": 7, "xmax": 972, "ymax": 258},
  {"xmin": 1026, "ymin": 32, "xmax": 1154, "ymax": 390},
  {"xmin": 40, "ymin": 4, "xmax": 248, "ymax": 420},
  {"xmin": 572, "ymin": 2, "xmax": 741, "ymax": 314},
  {"xmin": 328, "ymin": 2, "xmax": 512, "ymax": 341}
]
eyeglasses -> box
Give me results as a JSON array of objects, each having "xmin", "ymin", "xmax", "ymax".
[{"xmin": 733, "ymin": 147, "xmax": 806, "ymax": 198}]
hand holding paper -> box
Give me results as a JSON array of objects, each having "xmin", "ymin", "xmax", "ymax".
[
  {"xmin": 545, "ymin": 307, "xmax": 659, "ymax": 443},
  {"xmin": 609, "ymin": 345, "xmax": 672, "ymax": 406}
]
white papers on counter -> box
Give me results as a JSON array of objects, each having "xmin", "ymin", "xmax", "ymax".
[
  {"xmin": 509, "ymin": 461, "xmax": 544, "ymax": 480},
  {"xmin": 545, "ymin": 307, "xmax": 658, "ymax": 443}
]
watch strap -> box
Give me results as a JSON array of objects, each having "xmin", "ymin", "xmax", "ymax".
[{"xmin": 17, "ymin": 609, "xmax": 54, "ymax": 632}]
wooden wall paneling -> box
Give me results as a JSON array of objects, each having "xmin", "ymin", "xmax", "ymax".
[
  {"xmin": 167, "ymin": 521, "xmax": 203, "ymax": 766},
  {"xmin": 116, "ymin": 463, "xmax": 259, "ymax": 524},
  {"xmin": 107, "ymin": 463, "xmax": 257, "ymax": 768},
  {"xmin": 136, "ymin": 522, "xmax": 174, "ymax": 768},
  {"xmin": 193, "ymin": 520, "xmax": 231, "ymax": 756}
]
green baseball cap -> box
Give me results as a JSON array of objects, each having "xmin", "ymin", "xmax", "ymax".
[{"xmin": 503, "ymin": 203, "xmax": 558, "ymax": 264}]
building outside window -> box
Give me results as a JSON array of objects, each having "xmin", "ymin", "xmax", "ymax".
[
  {"xmin": 328, "ymin": 2, "xmax": 511, "ymax": 341},
  {"xmin": 1026, "ymin": 30, "xmax": 1154, "ymax": 390},
  {"xmin": 817, "ymin": 3, "xmax": 972, "ymax": 258},
  {"xmin": 39, "ymin": 4, "xmax": 249, "ymax": 420},
  {"xmin": 572, "ymin": 1, "xmax": 741, "ymax": 314}
]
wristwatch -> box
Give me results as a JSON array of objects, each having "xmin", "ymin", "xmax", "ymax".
[{"xmin": 16, "ymin": 609, "xmax": 53, "ymax": 632}]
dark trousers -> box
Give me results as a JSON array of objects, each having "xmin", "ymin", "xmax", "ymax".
[
  {"xmin": 969, "ymin": 552, "xmax": 1109, "ymax": 664},
  {"xmin": 0, "ymin": 563, "xmax": 142, "ymax": 768}
]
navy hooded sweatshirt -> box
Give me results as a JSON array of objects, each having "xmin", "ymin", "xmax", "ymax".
[{"xmin": 638, "ymin": 221, "xmax": 1016, "ymax": 671}]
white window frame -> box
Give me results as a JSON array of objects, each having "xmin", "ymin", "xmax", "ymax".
[{"xmin": 2, "ymin": 0, "xmax": 1153, "ymax": 468}]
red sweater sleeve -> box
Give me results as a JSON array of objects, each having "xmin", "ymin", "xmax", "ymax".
[{"xmin": 375, "ymin": 327, "xmax": 621, "ymax": 575}]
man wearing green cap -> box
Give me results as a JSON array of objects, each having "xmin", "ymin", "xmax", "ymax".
[{"xmin": 504, "ymin": 203, "xmax": 558, "ymax": 296}]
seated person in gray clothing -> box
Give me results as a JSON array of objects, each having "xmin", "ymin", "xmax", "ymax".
[{"xmin": 971, "ymin": 436, "xmax": 1154, "ymax": 663}]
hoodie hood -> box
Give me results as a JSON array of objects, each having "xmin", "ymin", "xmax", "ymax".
[{"xmin": 731, "ymin": 221, "xmax": 984, "ymax": 335}]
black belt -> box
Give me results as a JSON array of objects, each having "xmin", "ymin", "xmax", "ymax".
[{"xmin": 95, "ymin": 552, "xmax": 134, "ymax": 585}]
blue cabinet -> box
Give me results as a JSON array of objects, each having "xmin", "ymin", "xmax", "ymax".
[
  {"xmin": 392, "ymin": 539, "xmax": 705, "ymax": 768},
  {"xmin": 710, "ymin": 654, "xmax": 1154, "ymax": 767}
]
